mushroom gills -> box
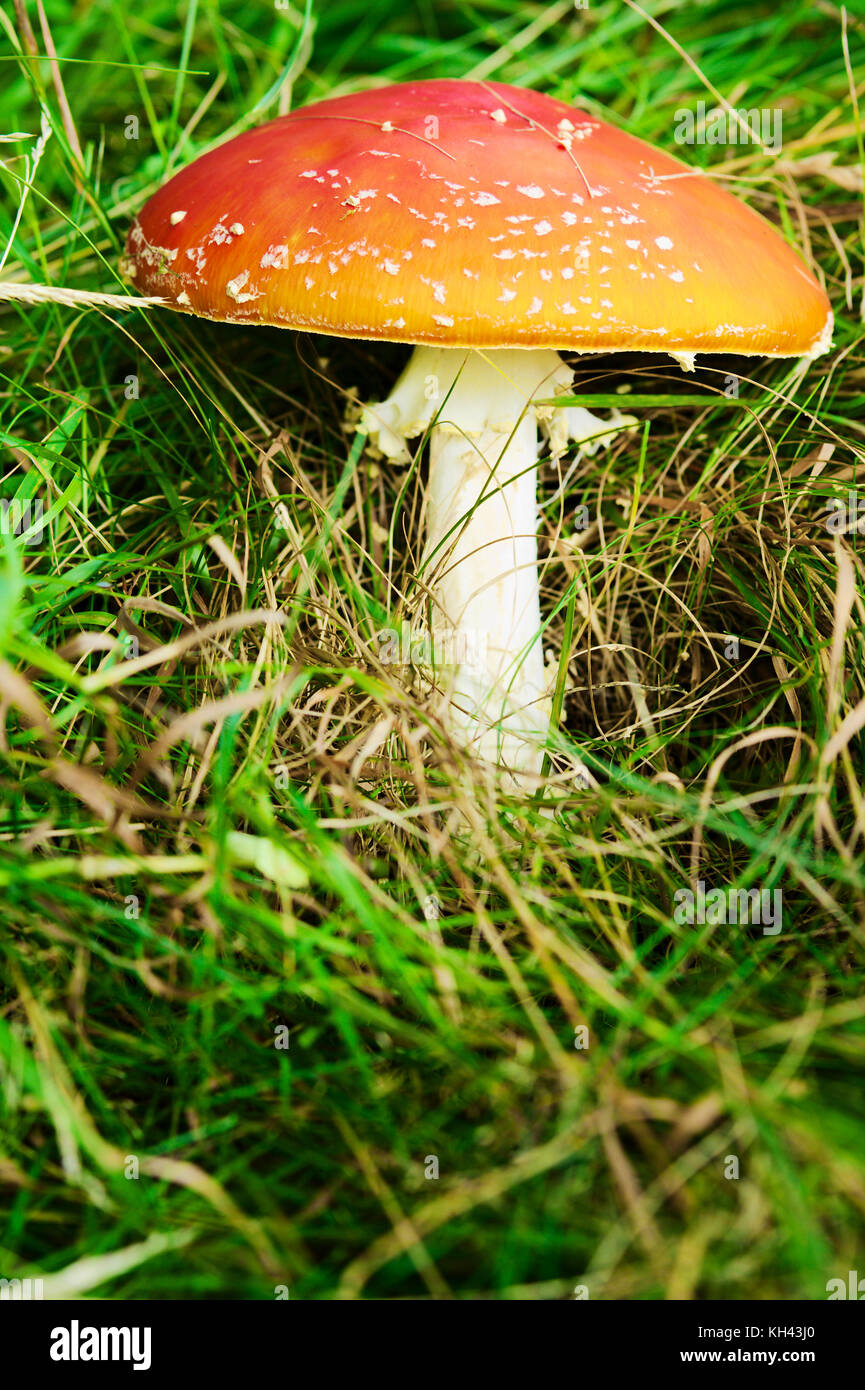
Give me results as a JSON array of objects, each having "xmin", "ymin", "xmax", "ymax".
[{"xmin": 363, "ymin": 346, "xmax": 635, "ymax": 786}]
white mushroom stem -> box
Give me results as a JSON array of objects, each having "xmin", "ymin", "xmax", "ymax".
[{"xmin": 363, "ymin": 346, "xmax": 633, "ymax": 787}]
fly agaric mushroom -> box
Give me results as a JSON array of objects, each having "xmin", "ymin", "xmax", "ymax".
[{"xmin": 124, "ymin": 79, "xmax": 832, "ymax": 787}]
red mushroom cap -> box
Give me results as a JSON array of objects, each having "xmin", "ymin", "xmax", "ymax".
[{"xmin": 125, "ymin": 79, "xmax": 831, "ymax": 357}]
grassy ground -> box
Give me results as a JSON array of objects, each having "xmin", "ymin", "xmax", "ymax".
[{"xmin": 1, "ymin": 0, "xmax": 864, "ymax": 1300}]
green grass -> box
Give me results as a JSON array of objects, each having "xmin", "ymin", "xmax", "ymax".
[{"xmin": 1, "ymin": 0, "xmax": 864, "ymax": 1300}]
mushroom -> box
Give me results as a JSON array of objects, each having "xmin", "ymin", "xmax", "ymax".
[{"xmin": 125, "ymin": 79, "xmax": 832, "ymax": 789}]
